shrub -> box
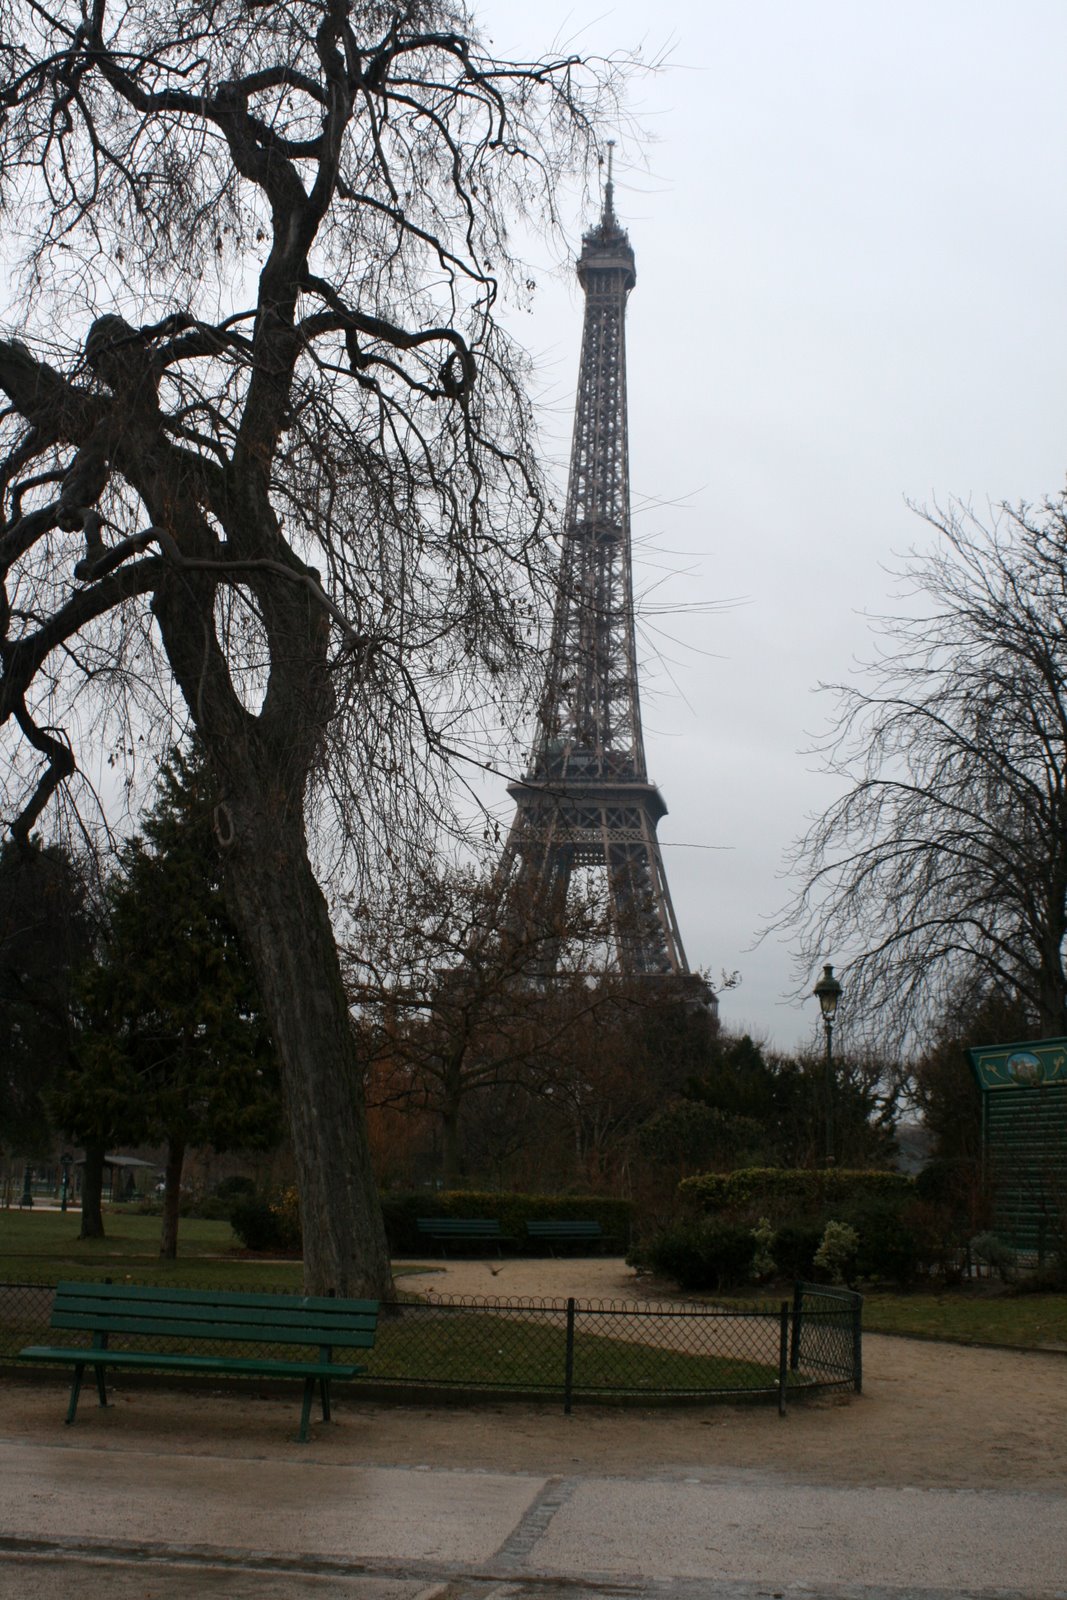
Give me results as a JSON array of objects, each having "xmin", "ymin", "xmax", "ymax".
[
  {"xmin": 213, "ymin": 1174, "xmax": 257, "ymax": 1203},
  {"xmin": 970, "ymin": 1231, "xmax": 1017, "ymax": 1284},
  {"xmin": 230, "ymin": 1194, "xmax": 284, "ymax": 1251},
  {"xmin": 772, "ymin": 1219, "xmax": 824, "ymax": 1279},
  {"xmin": 632, "ymin": 1218, "xmax": 755, "ymax": 1291},
  {"xmin": 679, "ymin": 1166, "xmax": 914, "ymax": 1220},
  {"xmin": 813, "ymin": 1220, "xmax": 859, "ymax": 1286},
  {"xmin": 750, "ymin": 1216, "xmax": 776, "ymax": 1280},
  {"xmin": 837, "ymin": 1197, "xmax": 924, "ymax": 1286},
  {"xmin": 230, "ymin": 1189, "xmax": 301, "ymax": 1253}
]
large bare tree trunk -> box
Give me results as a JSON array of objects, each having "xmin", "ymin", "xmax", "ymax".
[{"xmin": 223, "ymin": 806, "xmax": 392, "ymax": 1300}]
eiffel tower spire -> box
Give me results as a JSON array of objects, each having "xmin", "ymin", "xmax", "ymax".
[{"xmin": 498, "ymin": 158, "xmax": 695, "ymax": 980}]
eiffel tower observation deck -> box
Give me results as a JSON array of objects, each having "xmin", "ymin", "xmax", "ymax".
[{"xmin": 499, "ymin": 153, "xmax": 698, "ymax": 983}]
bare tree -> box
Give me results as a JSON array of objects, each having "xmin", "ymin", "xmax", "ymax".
[
  {"xmin": 346, "ymin": 858, "xmax": 608, "ymax": 1187},
  {"xmin": 0, "ymin": 1, "xmax": 622, "ymax": 1294},
  {"xmin": 777, "ymin": 500, "xmax": 1067, "ymax": 1047}
]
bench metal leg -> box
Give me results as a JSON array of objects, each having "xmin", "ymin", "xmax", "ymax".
[
  {"xmin": 94, "ymin": 1364, "xmax": 108, "ymax": 1408},
  {"xmin": 66, "ymin": 1364, "xmax": 85, "ymax": 1425},
  {"xmin": 320, "ymin": 1378, "xmax": 332, "ymax": 1423},
  {"xmin": 298, "ymin": 1377, "xmax": 315, "ymax": 1443}
]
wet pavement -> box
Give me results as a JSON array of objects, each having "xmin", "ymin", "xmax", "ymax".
[{"xmin": 2, "ymin": 1430, "xmax": 1065, "ymax": 1599}]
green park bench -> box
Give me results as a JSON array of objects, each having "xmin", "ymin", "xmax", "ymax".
[
  {"xmin": 20, "ymin": 1281, "xmax": 379, "ymax": 1442},
  {"xmin": 416, "ymin": 1217, "xmax": 512, "ymax": 1255},
  {"xmin": 525, "ymin": 1219, "xmax": 607, "ymax": 1255}
]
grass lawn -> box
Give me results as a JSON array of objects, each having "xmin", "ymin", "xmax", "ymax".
[
  {"xmin": 0, "ymin": 1207, "xmax": 303, "ymax": 1291},
  {"xmin": 709, "ymin": 1284, "xmax": 1067, "ymax": 1352},
  {"xmin": 365, "ymin": 1312, "xmax": 777, "ymax": 1394},
  {"xmin": 859, "ymin": 1290, "xmax": 1067, "ymax": 1350}
]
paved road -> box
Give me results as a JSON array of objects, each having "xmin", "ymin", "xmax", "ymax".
[{"xmin": 2, "ymin": 1437, "xmax": 1065, "ymax": 1599}]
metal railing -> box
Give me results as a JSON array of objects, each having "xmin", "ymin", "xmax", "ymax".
[{"xmin": 0, "ymin": 1280, "xmax": 861, "ymax": 1413}]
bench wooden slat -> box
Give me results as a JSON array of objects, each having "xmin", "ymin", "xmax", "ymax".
[
  {"xmin": 49, "ymin": 1311, "xmax": 376, "ymax": 1346},
  {"xmin": 20, "ymin": 1347, "xmax": 365, "ymax": 1380},
  {"xmin": 526, "ymin": 1221, "xmax": 603, "ymax": 1235},
  {"xmin": 52, "ymin": 1282, "xmax": 377, "ymax": 1313},
  {"xmin": 416, "ymin": 1218, "xmax": 505, "ymax": 1234}
]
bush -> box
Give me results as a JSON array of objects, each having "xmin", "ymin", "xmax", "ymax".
[
  {"xmin": 771, "ymin": 1219, "xmax": 824, "ymax": 1279},
  {"xmin": 213, "ymin": 1174, "xmax": 257, "ymax": 1203},
  {"xmin": 750, "ymin": 1216, "xmax": 775, "ymax": 1280},
  {"xmin": 839, "ymin": 1197, "xmax": 923, "ymax": 1286},
  {"xmin": 813, "ymin": 1221, "xmax": 859, "ymax": 1286},
  {"xmin": 970, "ymin": 1231, "xmax": 1017, "ymax": 1284},
  {"xmin": 630, "ymin": 1218, "xmax": 755, "ymax": 1291},
  {"xmin": 229, "ymin": 1190, "xmax": 301, "ymax": 1253},
  {"xmin": 229, "ymin": 1194, "xmax": 281, "ymax": 1251},
  {"xmin": 679, "ymin": 1166, "xmax": 914, "ymax": 1220}
]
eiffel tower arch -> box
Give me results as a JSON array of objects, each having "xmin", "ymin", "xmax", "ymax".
[{"xmin": 497, "ymin": 156, "xmax": 709, "ymax": 1000}]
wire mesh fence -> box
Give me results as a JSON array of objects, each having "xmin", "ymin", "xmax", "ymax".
[{"xmin": 1, "ymin": 1279, "xmax": 861, "ymax": 1411}]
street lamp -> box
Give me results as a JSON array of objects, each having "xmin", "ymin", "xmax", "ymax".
[{"xmin": 813, "ymin": 963, "xmax": 843, "ymax": 1167}]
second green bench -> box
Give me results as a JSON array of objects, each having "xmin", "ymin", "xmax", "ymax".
[
  {"xmin": 416, "ymin": 1217, "xmax": 512, "ymax": 1255},
  {"xmin": 525, "ymin": 1220, "xmax": 607, "ymax": 1255}
]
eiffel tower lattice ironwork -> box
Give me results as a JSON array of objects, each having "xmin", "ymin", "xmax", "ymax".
[{"xmin": 497, "ymin": 160, "xmax": 692, "ymax": 980}]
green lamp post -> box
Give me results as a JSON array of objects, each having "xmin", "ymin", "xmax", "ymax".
[{"xmin": 813, "ymin": 963, "xmax": 843, "ymax": 1167}]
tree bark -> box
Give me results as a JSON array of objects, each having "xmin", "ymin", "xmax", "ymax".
[
  {"xmin": 79, "ymin": 1140, "xmax": 106, "ymax": 1239},
  {"xmin": 221, "ymin": 804, "xmax": 392, "ymax": 1300},
  {"xmin": 160, "ymin": 1136, "xmax": 185, "ymax": 1259}
]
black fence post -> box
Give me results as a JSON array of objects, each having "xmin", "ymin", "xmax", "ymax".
[
  {"xmin": 563, "ymin": 1297, "xmax": 576, "ymax": 1415},
  {"xmin": 852, "ymin": 1291, "xmax": 863, "ymax": 1394},
  {"xmin": 789, "ymin": 1280, "xmax": 802, "ymax": 1371},
  {"xmin": 778, "ymin": 1302, "xmax": 789, "ymax": 1417}
]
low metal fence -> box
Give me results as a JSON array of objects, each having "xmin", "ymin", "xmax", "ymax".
[{"xmin": 0, "ymin": 1279, "xmax": 861, "ymax": 1413}]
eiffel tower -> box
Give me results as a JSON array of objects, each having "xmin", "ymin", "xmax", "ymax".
[{"xmin": 497, "ymin": 154, "xmax": 700, "ymax": 986}]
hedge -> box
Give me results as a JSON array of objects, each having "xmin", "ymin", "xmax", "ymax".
[
  {"xmin": 678, "ymin": 1166, "xmax": 914, "ymax": 1218},
  {"xmin": 630, "ymin": 1218, "xmax": 755, "ymax": 1292},
  {"xmin": 231, "ymin": 1190, "xmax": 634, "ymax": 1256}
]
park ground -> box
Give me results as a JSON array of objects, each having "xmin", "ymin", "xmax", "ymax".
[{"xmin": 2, "ymin": 1254, "xmax": 1066, "ymax": 1597}]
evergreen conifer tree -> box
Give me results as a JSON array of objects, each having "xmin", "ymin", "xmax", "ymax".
[{"xmin": 57, "ymin": 745, "xmax": 281, "ymax": 1255}]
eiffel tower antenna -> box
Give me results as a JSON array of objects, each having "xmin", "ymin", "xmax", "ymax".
[
  {"xmin": 604, "ymin": 139, "xmax": 616, "ymax": 218},
  {"xmin": 496, "ymin": 164, "xmax": 703, "ymax": 987}
]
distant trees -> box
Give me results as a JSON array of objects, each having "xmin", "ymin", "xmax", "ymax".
[
  {"xmin": 0, "ymin": 839, "xmax": 93, "ymax": 1162},
  {"xmin": 55, "ymin": 747, "xmax": 281, "ymax": 1255},
  {"xmin": 639, "ymin": 1031, "xmax": 897, "ymax": 1202},
  {"xmin": 780, "ymin": 500, "xmax": 1067, "ymax": 1045},
  {"xmin": 349, "ymin": 860, "xmax": 615, "ymax": 1188}
]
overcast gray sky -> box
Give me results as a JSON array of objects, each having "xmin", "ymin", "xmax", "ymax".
[{"xmin": 474, "ymin": 0, "xmax": 1067, "ymax": 1050}]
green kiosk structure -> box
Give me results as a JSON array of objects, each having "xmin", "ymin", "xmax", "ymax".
[{"xmin": 967, "ymin": 1038, "xmax": 1067, "ymax": 1255}]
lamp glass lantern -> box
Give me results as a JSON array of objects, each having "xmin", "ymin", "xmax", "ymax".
[{"xmin": 814, "ymin": 963, "xmax": 842, "ymax": 1021}]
